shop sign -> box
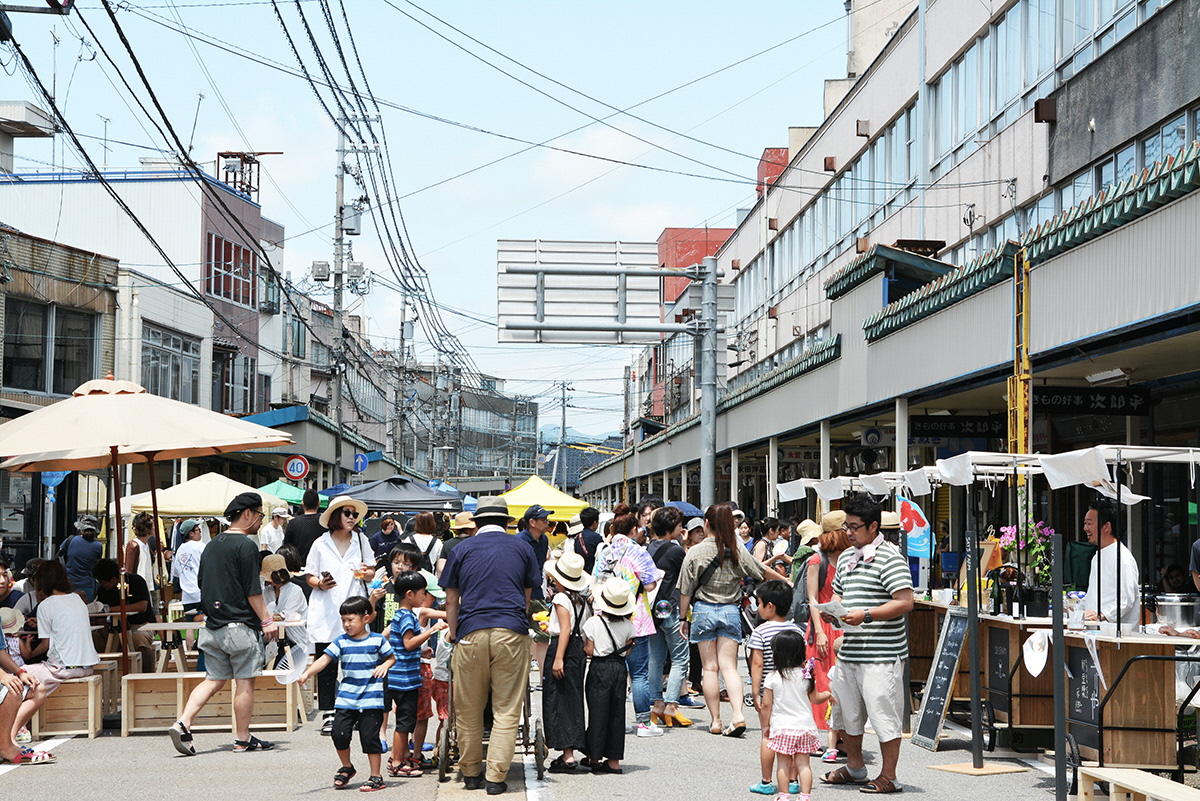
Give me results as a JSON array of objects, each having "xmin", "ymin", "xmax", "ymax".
[
  {"xmin": 1033, "ymin": 386, "xmax": 1151, "ymax": 415},
  {"xmin": 910, "ymin": 416, "xmax": 1005, "ymax": 438}
]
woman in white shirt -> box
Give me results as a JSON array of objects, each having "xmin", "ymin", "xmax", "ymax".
[
  {"xmin": 304, "ymin": 495, "xmax": 373, "ymax": 734},
  {"xmin": 170, "ymin": 519, "xmax": 206, "ymax": 654},
  {"xmin": 10, "ymin": 561, "xmax": 99, "ymax": 749}
]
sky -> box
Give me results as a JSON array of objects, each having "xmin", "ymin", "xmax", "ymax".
[{"xmin": 4, "ymin": 0, "xmax": 850, "ymax": 436}]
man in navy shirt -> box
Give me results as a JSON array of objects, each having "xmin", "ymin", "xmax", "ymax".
[
  {"xmin": 572, "ymin": 506, "xmax": 604, "ymax": 574},
  {"xmin": 440, "ymin": 497, "xmax": 538, "ymax": 795},
  {"xmin": 518, "ymin": 504, "xmax": 553, "ymax": 681}
]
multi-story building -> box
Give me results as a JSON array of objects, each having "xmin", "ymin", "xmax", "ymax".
[{"xmin": 584, "ymin": 0, "xmax": 1200, "ymax": 580}]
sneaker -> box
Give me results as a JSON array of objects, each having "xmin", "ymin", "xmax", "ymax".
[
  {"xmin": 677, "ymin": 696, "xmax": 704, "ymax": 708},
  {"xmin": 788, "ymin": 781, "xmax": 800, "ymax": 794},
  {"xmin": 320, "ymin": 713, "xmax": 334, "ymax": 736},
  {"xmin": 635, "ymin": 722, "xmax": 664, "ymax": 738},
  {"xmin": 821, "ymin": 748, "xmax": 840, "ymax": 763},
  {"xmin": 749, "ymin": 781, "xmax": 776, "ymax": 795},
  {"xmin": 774, "ymin": 794, "xmax": 790, "ymax": 801},
  {"xmin": 15, "ymin": 727, "xmax": 31, "ymax": 745}
]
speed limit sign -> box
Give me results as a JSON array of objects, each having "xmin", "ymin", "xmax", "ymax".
[{"xmin": 284, "ymin": 455, "xmax": 310, "ymax": 481}]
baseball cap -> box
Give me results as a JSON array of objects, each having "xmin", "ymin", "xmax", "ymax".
[
  {"xmin": 223, "ymin": 492, "xmax": 263, "ymax": 518},
  {"xmin": 525, "ymin": 504, "xmax": 553, "ymax": 520}
]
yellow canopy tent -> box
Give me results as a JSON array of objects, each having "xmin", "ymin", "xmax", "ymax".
[{"xmin": 500, "ymin": 476, "xmax": 587, "ymax": 523}]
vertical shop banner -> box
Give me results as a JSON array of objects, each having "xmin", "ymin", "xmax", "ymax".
[{"xmin": 897, "ymin": 494, "xmax": 932, "ymax": 558}]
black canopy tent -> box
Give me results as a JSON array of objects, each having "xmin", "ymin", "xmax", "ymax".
[{"xmin": 341, "ymin": 474, "xmax": 464, "ymax": 514}]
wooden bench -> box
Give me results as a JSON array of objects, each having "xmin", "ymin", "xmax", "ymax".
[
  {"xmin": 30, "ymin": 673, "xmax": 103, "ymax": 739},
  {"xmin": 121, "ymin": 671, "xmax": 299, "ymax": 736},
  {"xmin": 1077, "ymin": 767, "xmax": 1200, "ymax": 801},
  {"xmin": 93, "ymin": 660, "xmax": 118, "ymax": 716}
]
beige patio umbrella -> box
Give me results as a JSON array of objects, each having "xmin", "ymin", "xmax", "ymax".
[
  {"xmin": 117, "ymin": 472, "xmax": 286, "ymax": 518},
  {"xmin": 0, "ymin": 376, "xmax": 294, "ymax": 672}
]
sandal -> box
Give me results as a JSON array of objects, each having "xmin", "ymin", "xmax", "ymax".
[
  {"xmin": 334, "ymin": 766, "xmax": 357, "ymax": 789},
  {"xmin": 822, "ymin": 766, "xmax": 869, "ymax": 785},
  {"xmin": 396, "ymin": 758, "xmax": 423, "ymax": 777},
  {"xmin": 359, "ymin": 775, "xmax": 386, "ymax": 792},
  {"xmin": 548, "ymin": 755, "xmax": 577, "ymax": 773},
  {"xmin": 860, "ymin": 777, "xmax": 903, "ymax": 794},
  {"xmin": 14, "ymin": 750, "xmax": 56, "ymax": 765},
  {"xmin": 168, "ymin": 720, "xmax": 195, "ymax": 756},
  {"xmin": 386, "ymin": 759, "xmax": 403, "ymax": 778},
  {"xmin": 232, "ymin": 735, "xmax": 274, "ymax": 752},
  {"xmin": 722, "ymin": 722, "xmax": 746, "ymax": 738}
]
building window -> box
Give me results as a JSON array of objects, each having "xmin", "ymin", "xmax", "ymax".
[
  {"xmin": 3, "ymin": 298, "xmax": 95, "ymax": 395},
  {"xmin": 212, "ymin": 351, "xmax": 256, "ymax": 414},
  {"xmin": 204, "ymin": 232, "xmax": 258, "ymax": 308},
  {"xmin": 142, "ymin": 323, "xmax": 201, "ymax": 405}
]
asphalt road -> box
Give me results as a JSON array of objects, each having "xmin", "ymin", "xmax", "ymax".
[{"xmin": 4, "ymin": 680, "xmax": 1061, "ymax": 800}]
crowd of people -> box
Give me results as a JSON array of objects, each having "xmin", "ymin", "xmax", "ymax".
[{"xmin": 0, "ymin": 485, "xmax": 921, "ymax": 800}]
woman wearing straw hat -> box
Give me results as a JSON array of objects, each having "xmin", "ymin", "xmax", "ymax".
[
  {"xmin": 305, "ymin": 495, "xmax": 374, "ymax": 736},
  {"xmin": 542, "ymin": 553, "xmax": 592, "ymax": 773}
]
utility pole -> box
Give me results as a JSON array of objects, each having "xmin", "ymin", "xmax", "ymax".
[
  {"xmin": 551, "ymin": 381, "xmax": 567, "ymax": 490},
  {"xmin": 332, "ymin": 118, "xmax": 346, "ymax": 486},
  {"xmin": 697, "ymin": 255, "xmax": 718, "ymax": 509},
  {"xmin": 393, "ymin": 292, "xmax": 406, "ymax": 464}
]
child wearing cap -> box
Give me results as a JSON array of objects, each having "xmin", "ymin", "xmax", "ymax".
[{"xmin": 581, "ymin": 578, "xmax": 636, "ymax": 775}]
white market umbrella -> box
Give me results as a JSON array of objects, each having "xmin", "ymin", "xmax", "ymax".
[{"xmin": 0, "ymin": 377, "xmax": 293, "ymax": 671}]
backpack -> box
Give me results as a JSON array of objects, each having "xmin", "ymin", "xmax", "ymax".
[
  {"xmin": 789, "ymin": 550, "xmax": 829, "ymax": 624},
  {"xmin": 399, "ymin": 532, "xmax": 438, "ymax": 573}
]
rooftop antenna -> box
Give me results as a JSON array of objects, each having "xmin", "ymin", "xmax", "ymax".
[
  {"xmin": 187, "ymin": 93, "xmax": 204, "ymax": 155},
  {"xmin": 96, "ymin": 114, "xmax": 110, "ymax": 170}
]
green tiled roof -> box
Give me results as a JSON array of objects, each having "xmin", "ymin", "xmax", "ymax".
[
  {"xmin": 862, "ymin": 242, "xmax": 1020, "ymax": 342},
  {"xmin": 1024, "ymin": 141, "xmax": 1200, "ymax": 264},
  {"xmin": 823, "ymin": 244, "xmax": 953, "ymax": 300}
]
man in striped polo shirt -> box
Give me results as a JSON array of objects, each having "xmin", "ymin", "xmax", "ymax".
[{"xmin": 820, "ymin": 495, "xmax": 913, "ymax": 795}]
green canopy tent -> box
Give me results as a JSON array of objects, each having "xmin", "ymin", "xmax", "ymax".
[{"xmin": 259, "ymin": 479, "xmax": 329, "ymax": 508}]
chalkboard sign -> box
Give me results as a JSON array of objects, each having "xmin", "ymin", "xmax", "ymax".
[
  {"xmin": 913, "ymin": 605, "xmax": 969, "ymax": 751},
  {"xmin": 1067, "ymin": 645, "xmax": 1100, "ymax": 751},
  {"xmin": 988, "ymin": 626, "xmax": 1010, "ymax": 715}
]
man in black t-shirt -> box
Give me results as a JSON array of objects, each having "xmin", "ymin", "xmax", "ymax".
[
  {"xmin": 282, "ymin": 489, "xmax": 325, "ymax": 562},
  {"xmin": 168, "ymin": 492, "xmax": 279, "ymax": 757},
  {"xmin": 94, "ymin": 558, "xmax": 158, "ymax": 671},
  {"xmin": 572, "ymin": 506, "xmax": 604, "ymax": 574}
]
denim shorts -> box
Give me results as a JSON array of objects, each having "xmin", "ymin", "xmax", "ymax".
[{"xmin": 689, "ymin": 600, "xmax": 742, "ymax": 643}]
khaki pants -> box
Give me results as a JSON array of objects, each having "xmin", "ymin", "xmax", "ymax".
[{"xmin": 453, "ymin": 627, "xmax": 530, "ymax": 783}]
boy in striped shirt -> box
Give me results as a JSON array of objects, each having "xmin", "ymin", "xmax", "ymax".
[
  {"xmin": 387, "ymin": 571, "xmax": 447, "ymax": 778},
  {"xmin": 820, "ymin": 495, "xmax": 913, "ymax": 795},
  {"xmin": 300, "ymin": 596, "xmax": 396, "ymax": 792}
]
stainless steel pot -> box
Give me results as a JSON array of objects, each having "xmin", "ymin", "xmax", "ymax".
[{"xmin": 1156, "ymin": 594, "xmax": 1200, "ymax": 628}]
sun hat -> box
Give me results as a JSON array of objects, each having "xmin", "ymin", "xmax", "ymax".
[
  {"xmin": 224, "ymin": 492, "xmax": 263, "ymax": 519},
  {"xmin": 75, "ymin": 514, "xmax": 100, "ymax": 533},
  {"xmin": 545, "ymin": 553, "xmax": 590, "ymax": 592},
  {"xmin": 820, "ymin": 510, "xmax": 847, "ymax": 533},
  {"xmin": 566, "ymin": 513, "xmax": 583, "ymax": 537},
  {"xmin": 881, "ymin": 511, "xmax": 901, "ymax": 530},
  {"xmin": 594, "ymin": 577, "xmax": 636, "ymax": 616},
  {"xmin": 796, "ymin": 519, "xmax": 822, "ymax": 546},
  {"xmin": 319, "ymin": 495, "xmax": 369, "ymax": 529},
  {"xmin": 453, "ymin": 511, "xmax": 477, "ymax": 532},
  {"xmin": 0, "ymin": 608, "xmax": 24, "ymax": 635},
  {"xmin": 473, "ymin": 496, "xmax": 513, "ymax": 523},
  {"xmin": 260, "ymin": 553, "xmax": 288, "ymax": 580}
]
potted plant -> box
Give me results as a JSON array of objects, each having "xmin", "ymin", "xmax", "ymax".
[{"xmin": 999, "ymin": 519, "xmax": 1054, "ymax": 616}]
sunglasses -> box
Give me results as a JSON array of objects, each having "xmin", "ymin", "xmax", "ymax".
[{"xmin": 341, "ymin": 508, "xmax": 360, "ymax": 519}]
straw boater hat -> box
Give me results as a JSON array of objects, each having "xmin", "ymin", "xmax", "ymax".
[
  {"xmin": 1, "ymin": 608, "xmax": 25, "ymax": 635},
  {"xmin": 594, "ymin": 577, "xmax": 636, "ymax": 616},
  {"xmin": 567, "ymin": 513, "xmax": 583, "ymax": 537},
  {"xmin": 319, "ymin": 495, "xmax": 369, "ymax": 529},
  {"xmin": 821, "ymin": 510, "xmax": 847, "ymax": 533},
  {"xmin": 260, "ymin": 553, "xmax": 288, "ymax": 580},
  {"xmin": 453, "ymin": 511, "xmax": 477, "ymax": 532},
  {"xmin": 796, "ymin": 519, "xmax": 822, "ymax": 546},
  {"xmin": 880, "ymin": 511, "xmax": 901, "ymax": 530},
  {"xmin": 545, "ymin": 553, "xmax": 590, "ymax": 592}
]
